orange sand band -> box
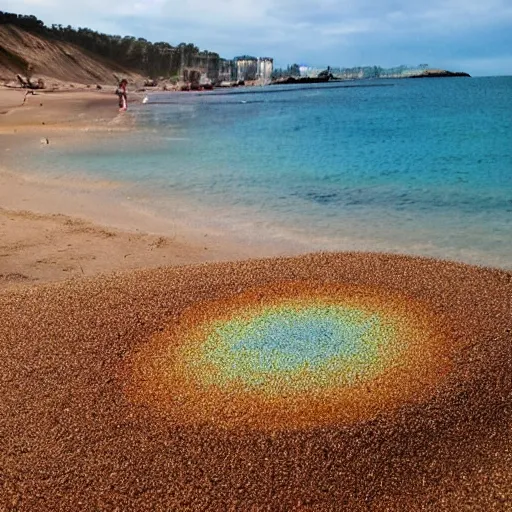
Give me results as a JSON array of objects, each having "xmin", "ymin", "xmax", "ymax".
[{"xmin": 128, "ymin": 281, "xmax": 454, "ymax": 431}]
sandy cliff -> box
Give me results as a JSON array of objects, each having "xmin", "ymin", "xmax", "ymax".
[{"xmin": 0, "ymin": 24, "xmax": 143, "ymax": 87}]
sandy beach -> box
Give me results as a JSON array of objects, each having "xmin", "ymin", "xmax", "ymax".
[
  {"xmin": 0, "ymin": 87, "xmax": 123, "ymax": 132},
  {"xmin": 0, "ymin": 87, "xmax": 287, "ymax": 291},
  {"xmin": 1, "ymin": 87, "xmax": 511, "ymax": 510}
]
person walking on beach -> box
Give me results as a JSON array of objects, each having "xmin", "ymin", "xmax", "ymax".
[{"xmin": 116, "ymin": 79, "xmax": 128, "ymax": 111}]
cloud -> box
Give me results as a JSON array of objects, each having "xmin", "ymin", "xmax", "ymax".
[{"xmin": 3, "ymin": 0, "xmax": 512, "ymax": 75}]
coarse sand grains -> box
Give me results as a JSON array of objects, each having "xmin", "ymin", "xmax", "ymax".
[{"xmin": 0, "ymin": 252, "xmax": 511, "ymax": 510}]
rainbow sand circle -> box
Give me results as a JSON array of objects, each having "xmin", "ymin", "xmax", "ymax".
[
  {"xmin": 130, "ymin": 282, "xmax": 452, "ymax": 430},
  {"xmin": 186, "ymin": 303, "xmax": 400, "ymax": 393}
]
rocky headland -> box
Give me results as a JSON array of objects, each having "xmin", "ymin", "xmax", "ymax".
[{"xmin": 407, "ymin": 69, "xmax": 471, "ymax": 78}]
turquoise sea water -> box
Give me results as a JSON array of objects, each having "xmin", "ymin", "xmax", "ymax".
[{"xmin": 17, "ymin": 77, "xmax": 512, "ymax": 267}]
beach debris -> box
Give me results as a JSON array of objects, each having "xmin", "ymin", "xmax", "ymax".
[
  {"xmin": 142, "ymin": 96, "xmax": 149, "ymax": 104},
  {"xmin": 16, "ymin": 74, "xmax": 31, "ymax": 88},
  {"xmin": 16, "ymin": 74, "xmax": 45, "ymax": 90},
  {"xmin": 40, "ymin": 138, "xmax": 49, "ymax": 145},
  {"xmin": 96, "ymin": 84, "xmax": 102, "ymax": 90}
]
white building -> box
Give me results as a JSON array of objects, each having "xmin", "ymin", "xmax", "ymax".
[
  {"xmin": 257, "ymin": 58, "xmax": 274, "ymax": 83},
  {"xmin": 234, "ymin": 56, "xmax": 274, "ymax": 82}
]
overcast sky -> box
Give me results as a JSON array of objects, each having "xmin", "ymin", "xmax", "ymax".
[{"xmin": 4, "ymin": 0, "xmax": 512, "ymax": 75}]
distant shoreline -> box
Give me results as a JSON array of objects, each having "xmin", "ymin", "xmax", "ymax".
[{"xmin": 271, "ymin": 69, "xmax": 471, "ymax": 85}]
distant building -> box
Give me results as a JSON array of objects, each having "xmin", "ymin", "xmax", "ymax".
[
  {"xmin": 182, "ymin": 54, "xmax": 274, "ymax": 85},
  {"xmin": 257, "ymin": 58, "xmax": 273, "ymax": 83},
  {"xmin": 217, "ymin": 59, "xmax": 234, "ymax": 82},
  {"xmin": 299, "ymin": 66, "xmax": 324, "ymax": 78},
  {"xmin": 234, "ymin": 56, "xmax": 258, "ymax": 81},
  {"xmin": 234, "ymin": 56, "xmax": 273, "ymax": 82}
]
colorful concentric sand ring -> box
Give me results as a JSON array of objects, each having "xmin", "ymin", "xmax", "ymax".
[
  {"xmin": 2, "ymin": 253, "xmax": 512, "ymax": 509},
  {"xmin": 130, "ymin": 281, "xmax": 452, "ymax": 430}
]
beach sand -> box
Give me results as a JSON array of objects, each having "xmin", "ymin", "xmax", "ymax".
[
  {"xmin": 1, "ymin": 253, "xmax": 511, "ymax": 510},
  {"xmin": 0, "ymin": 206, "xmax": 242, "ymax": 291},
  {"xmin": 0, "ymin": 88, "xmax": 122, "ymax": 132},
  {"xmin": 1, "ymin": 88, "xmax": 511, "ymax": 510},
  {"xmin": 0, "ymin": 88, "xmax": 283, "ymax": 291}
]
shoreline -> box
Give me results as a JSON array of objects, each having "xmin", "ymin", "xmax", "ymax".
[
  {"xmin": 1, "ymin": 87, "xmax": 510, "ymax": 292},
  {"xmin": 0, "ymin": 165, "xmax": 295, "ymax": 291},
  {"xmin": 0, "ymin": 87, "xmax": 297, "ymax": 290}
]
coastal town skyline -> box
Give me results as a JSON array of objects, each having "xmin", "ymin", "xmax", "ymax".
[{"xmin": 3, "ymin": 0, "xmax": 512, "ymax": 77}]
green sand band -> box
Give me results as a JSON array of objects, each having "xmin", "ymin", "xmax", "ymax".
[{"xmin": 183, "ymin": 302, "xmax": 404, "ymax": 394}]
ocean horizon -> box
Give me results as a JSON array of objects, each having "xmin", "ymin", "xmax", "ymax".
[{"xmin": 9, "ymin": 76, "xmax": 512, "ymax": 269}]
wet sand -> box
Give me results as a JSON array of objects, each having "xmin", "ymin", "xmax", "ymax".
[
  {"xmin": 0, "ymin": 166, "xmax": 291, "ymax": 291},
  {"xmin": 0, "ymin": 88, "xmax": 286, "ymax": 291}
]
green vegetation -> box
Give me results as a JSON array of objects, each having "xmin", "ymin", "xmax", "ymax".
[{"xmin": 272, "ymin": 63, "xmax": 300, "ymax": 79}]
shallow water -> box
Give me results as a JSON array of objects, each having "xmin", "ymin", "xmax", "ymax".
[{"xmin": 12, "ymin": 77, "xmax": 512, "ymax": 268}]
